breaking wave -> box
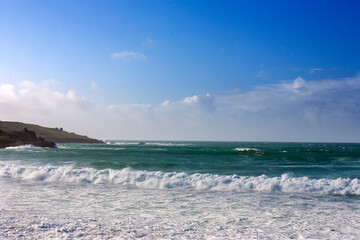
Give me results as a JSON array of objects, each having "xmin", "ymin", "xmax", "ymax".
[
  {"xmin": 57, "ymin": 145, "xmax": 125, "ymax": 151},
  {"xmin": 106, "ymin": 141, "xmax": 189, "ymax": 147},
  {"xmin": 5, "ymin": 145, "xmax": 39, "ymax": 150},
  {"xmin": 0, "ymin": 162, "xmax": 359, "ymax": 195},
  {"xmin": 234, "ymin": 148, "xmax": 260, "ymax": 152}
]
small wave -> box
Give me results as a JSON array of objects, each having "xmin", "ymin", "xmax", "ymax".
[
  {"xmin": 108, "ymin": 142, "xmax": 140, "ymax": 146},
  {"xmin": 0, "ymin": 162, "xmax": 359, "ymax": 195},
  {"xmin": 145, "ymin": 142, "xmax": 189, "ymax": 147},
  {"xmin": 234, "ymin": 148, "xmax": 260, "ymax": 152},
  {"xmin": 57, "ymin": 145, "xmax": 125, "ymax": 151},
  {"xmin": 107, "ymin": 141, "xmax": 189, "ymax": 147},
  {"xmin": 5, "ymin": 145, "xmax": 40, "ymax": 150}
]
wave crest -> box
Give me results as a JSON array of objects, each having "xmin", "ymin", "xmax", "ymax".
[
  {"xmin": 5, "ymin": 145, "xmax": 39, "ymax": 150},
  {"xmin": 0, "ymin": 162, "xmax": 359, "ymax": 195},
  {"xmin": 106, "ymin": 141, "xmax": 189, "ymax": 146},
  {"xmin": 234, "ymin": 148, "xmax": 260, "ymax": 152}
]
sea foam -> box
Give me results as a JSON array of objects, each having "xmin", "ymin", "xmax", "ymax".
[
  {"xmin": 234, "ymin": 148, "xmax": 260, "ymax": 152},
  {"xmin": 0, "ymin": 162, "xmax": 359, "ymax": 195},
  {"xmin": 106, "ymin": 141, "xmax": 189, "ymax": 146},
  {"xmin": 5, "ymin": 145, "xmax": 38, "ymax": 150}
]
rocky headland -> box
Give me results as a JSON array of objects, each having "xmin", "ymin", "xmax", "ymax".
[
  {"xmin": 0, "ymin": 121, "xmax": 103, "ymax": 144},
  {"xmin": 0, "ymin": 128, "xmax": 56, "ymax": 148}
]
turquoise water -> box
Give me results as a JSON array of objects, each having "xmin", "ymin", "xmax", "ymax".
[
  {"xmin": 4, "ymin": 141, "xmax": 360, "ymax": 178},
  {"xmin": 1, "ymin": 141, "xmax": 360, "ymax": 239}
]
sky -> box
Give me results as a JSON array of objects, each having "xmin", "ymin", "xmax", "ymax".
[{"xmin": 1, "ymin": 0, "xmax": 360, "ymax": 142}]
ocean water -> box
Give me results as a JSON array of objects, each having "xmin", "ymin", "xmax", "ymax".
[{"xmin": 1, "ymin": 141, "xmax": 360, "ymax": 239}]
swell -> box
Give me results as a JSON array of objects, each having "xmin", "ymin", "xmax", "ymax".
[{"xmin": 0, "ymin": 162, "xmax": 359, "ymax": 195}]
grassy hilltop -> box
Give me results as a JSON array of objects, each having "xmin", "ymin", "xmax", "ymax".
[{"xmin": 0, "ymin": 121, "xmax": 103, "ymax": 143}]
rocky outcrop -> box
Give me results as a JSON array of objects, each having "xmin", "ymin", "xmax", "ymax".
[
  {"xmin": 0, "ymin": 121, "xmax": 103, "ymax": 143},
  {"xmin": 0, "ymin": 128, "xmax": 56, "ymax": 148}
]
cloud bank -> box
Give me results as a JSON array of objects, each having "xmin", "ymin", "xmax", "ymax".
[
  {"xmin": 216, "ymin": 76, "xmax": 360, "ymax": 142},
  {"xmin": 0, "ymin": 81, "xmax": 91, "ymax": 113},
  {"xmin": 1, "ymin": 76, "xmax": 359, "ymax": 142},
  {"xmin": 0, "ymin": 81, "xmax": 94, "ymax": 134}
]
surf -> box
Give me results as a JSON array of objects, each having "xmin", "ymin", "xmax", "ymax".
[{"xmin": 1, "ymin": 162, "xmax": 359, "ymax": 195}]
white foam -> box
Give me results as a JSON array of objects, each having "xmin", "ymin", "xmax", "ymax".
[
  {"xmin": 112, "ymin": 141, "xmax": 139, "ymax": 145},
  {"xmin": 5, "ymin": 145, "xmax": 40, "ymax": 150},
  {"xmin": 1, "ymin": 169, "xmax": 360, "ymax": 239},
  {"xmin": 107, "ymin": 141, "xmax": 189, "ymax": 146},
  {"xmin": 146, "ymin": 142, "xmax": 189, "ymax": 147},
  {"xmin": 57, "ymin": 145, "xmax": 125, "ymax": 150},
  {"xmin": 234, "ymin": 148, "xmax": 260, "ymax": 152},
  {"xmin": 0, "ymin": 162, "xmax": 359, "ymax": 195}
]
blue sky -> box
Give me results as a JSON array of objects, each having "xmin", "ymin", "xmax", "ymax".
[{"xmin": 1, "ymin": 0, "xmax": 360, "ymax": 141}]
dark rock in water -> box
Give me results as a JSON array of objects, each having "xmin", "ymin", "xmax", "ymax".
[
  {"xmin": 138, "ymin": 141, "xmax": 146, "ymax": 145},
  {"xmin": 0, "ymin": 128, "xmax": 56, "ymax": 148}
]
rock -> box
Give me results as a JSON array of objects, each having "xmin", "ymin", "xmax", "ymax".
[{"xmin": 0, "ymin": 128, "xmax": 56, "ymax": 148}]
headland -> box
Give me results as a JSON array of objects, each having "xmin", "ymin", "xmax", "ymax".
[{"xmin": 0, "ymin": 121, "xmax": 103, "ymax": 144}]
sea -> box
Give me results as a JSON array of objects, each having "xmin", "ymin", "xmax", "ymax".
[{"xmin": 0, "ymin": 141, "xmax": 360, "ymax": 239}]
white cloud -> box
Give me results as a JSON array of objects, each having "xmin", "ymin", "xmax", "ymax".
[
  {"xmin": 0, "ymin": 83, "xmax": 17, "ymax": 101},
  {"xmin": 218, "ymin": 76, "xmax": 360, "ymax": 111},
  {"xmin": 179, "ymin": 93, "xmax": 215, "ymax": 114},
  {"xmin": 215, "ymin": 76, "xmax": 360, "ymax": 141},
  {"xmin": 1, "ymin": 76, "xmax": 360, "ymax": 142},
  {"xmin": 111, "ymin": 51, "xmax": 147, "ymax": 62},
  {"xmin": 0, "ymin": 80, "xmax": 94, "ymax": 133},
  {"xmin": 281, "ymin": 77, "xmax": 308, "ymax": 94},
  {"xmin": 104, "ymin": 94, "xmax": 215, "ymax": 134},
  {"xmin": 160, "ymin": 93, "xmax": 215, "ymax": 113}
]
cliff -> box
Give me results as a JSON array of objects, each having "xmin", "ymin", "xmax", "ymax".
[{"xmin": 0, "ymin": 121, "xmax": 103, "ymax": 144}]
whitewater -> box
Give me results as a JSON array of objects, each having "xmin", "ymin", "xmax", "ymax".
[{"xmin": 1, "ymin": 141, "xmax": 360, "ymax": 239}]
